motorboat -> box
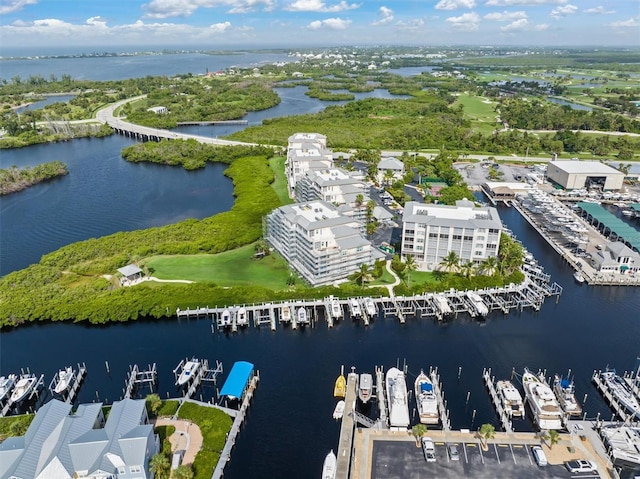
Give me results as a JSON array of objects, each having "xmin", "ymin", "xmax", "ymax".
[
  {"xmin": 220, "ymin": 309, "xmax": 231, "ymax": 327},
  {"xmin": 177, "ymin": 358, "xmax": 200, "ymax": 386},
  {"xmin": 54, "ymin": 367, "xmax": 74, "ymax": 395},
  {"xmin": 553, "ymin": 375, "xmax": 582, "ymax": 417},
  {"xmin": 496, "ymin": 380, "xmax": 525, "ymax": 418},
  {"xmin": 358, "ymin": 373, "xmax": 373, "ymax": 404},
  {"xmin": 0, "ymin": 374, "xmax": 17, "ymax": 402},
  {"xmin": 334, "ymin": 368, "xmax": 346, "ymax": 398},
  {"xmin": 332, "ymin": 400, "xmax": 345, "ymax": 419},
  {"xmin": 322, "ymin": 450, "xmax": 337, "ymax": 479},
  {"xmin": 363, "ymin": 297, "xmax": 377, "ymax": 317},
  {"xmin": 415, "ymin": 370, "xmax": 439, "ymax": 425},
  {"xmin": 386, "ymin": 367, "xmax": 410, "ymax": 428},
  {"xmin": 601, "ymin": 371, "xmax": 640, "ymax": 421},
  {"xmin": 432, "ymin": 294, "xmax": 452, "ymax": 318},
  {"xmin": 522, "ymin": 369, "xmax": 564, "ymax": 430},
  {"xmin": 467, "ymin": 291, "xmax": 489, "ymax": 317},
  {"xmin": 236, "ymin": 307, "xmax": 248, "ymax": 327},
  {"xmin": 348, "ymin": 298, "xmax": 362, "ymax": 319},
  {"xmin": 280, "ymin": 304, "xmax": 291, "ymax": 322},
  {"xmin": 330, "ymin": 297, "xmax": 343, "ymax": 319},
  {"xmin": 573, "ymin": 271, "xmax": 585, "ymax": 283},
  {"xmin": 599, "ymin": 425, "xmax": 640, "ymax": 469},
  {"xmin": 297, "ymin": 306, "xmax": 308, "ymax": 325},
  {"xmin": 10, "ymin": 374, "xmax": 37, "ymax": 404}
]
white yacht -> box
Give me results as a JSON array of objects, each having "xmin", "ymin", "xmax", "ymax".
[
  {"xmin": 330, "ymin": 297, "xmax": 343, "ymax": 319},
  {"xmin": 496, "ymin": 380, "xmax": 525, "ymax": 418},
  {"xmin": 10, "ymin": 374, "xmax": 37, "ymax": 404},
  {"xmin": 522, "ymin": 369, "xmax": 564, "ymax": 430},
  {"xmin": 54, "ymin": 367, "xmax": 74, "ymax": 395},
  {"xmin": 348, "ymin": 298, "xmax": 362, "ymax": 319},
  {"xmin": 601, "ymin": 371, "xmax": 640, "ymax": 421},
  {"xmin": 415, "ymin": 370, "xmax": 439, "ymax": 425},
  {"xmin": 322, "ymin": 450, "xmax": 337, "ymax": 479},
  {"xmin": 0, "ymin": 374, "xmax": 17, "ymax": 402},
  {"xmin": 358, "ymin": 373, "xmax": 373, "ymax": 404},
  {"xmin": 332, "ymin": 400, "xmax": 345, "ymax": 420},
  {"xmin": 553, "ymin": 375, "xmax": 582, "ymax": 417},
  {"xmin": 386, "ymin": 367, "xmax": 410, "ymax": 428},
  {"xmin": 432, "ymin": 294, "xmax": 452, "ymax": 317},
  {"xmin": 280, "ymin": 304, "xmax": 291, "ymax": 322},
  {"xmin": 467, "ymin": 291, "xmax": 489, "ymax": 317},
  {"xmin": 236, "ymin": 307, "xmax": 248, "ymax": 327},
  {"xmin": 363, "ymin": 297, "xmax": 377, "ymax": 317},
  {"xmin": 177, "ymin": 359, "xmax": 200, "ymax": 386},
  {"xmin": 600, "ymin": 425, "xmax": 640, "ymax": 469},
  {"xmin": 573, "ymin": 271, "xmax": 585, "ymax": 283},
  {"xmin": 297, "ymin": 306, "xmax": 308, "ymax": 325}
]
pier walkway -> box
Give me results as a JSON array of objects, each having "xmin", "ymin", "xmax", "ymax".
[
  {"xmin": 482, "ymin": 368, "xmax": 513, "ymax": 433},
  {"xmin": 336, "ymin": 373, "xmax": 358, "ymax": 479}
]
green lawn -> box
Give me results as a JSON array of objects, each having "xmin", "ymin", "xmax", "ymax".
[
  {"xmin": 145, "ymin": 244, "xmax": 295, "ymax": 288},
  {"xmin": 452, "ymin": 93, "xmax": 499, "ymax": 133},
  {"xmin": 268, "ymin": 156, "xmax": 293, "ymax": 205}
]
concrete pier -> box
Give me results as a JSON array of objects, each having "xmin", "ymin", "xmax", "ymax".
[{"xmin": 335, "ymin": 372, "xmax": 358, "ymax": 479}]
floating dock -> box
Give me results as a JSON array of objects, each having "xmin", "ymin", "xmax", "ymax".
[{"xmin": 482, "ymin": 368, "xmax": 513, "ymax": 433}]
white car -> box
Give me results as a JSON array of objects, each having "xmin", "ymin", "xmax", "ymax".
[
  {"xmin": 531, "ymin": 446, "xmax": 547, "ymax": 467},
  {"xmin": 421, "ymin": 437, "xmax": 436, "ymax": 463},
  {"xmin": 565, "ymin": 459, "xmax": 597, "ymax": 473}
]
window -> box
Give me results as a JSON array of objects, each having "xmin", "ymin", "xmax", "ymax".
[
  {"xmin": 429, "ymin": 233, "xmax": 438, "ymax": 238},
  {"xmin": 130, "ymin": 465, "xmax": 142, "ymax": 473},
  {"xmin": 474, "ymin": 251, "xmax": 483, "ymax": 256},
  {"xmin": 118, "ymin": 467, "xmax": 126, "ymax": 475}
]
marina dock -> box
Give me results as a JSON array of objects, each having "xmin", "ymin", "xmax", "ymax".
[
  {"xmin": 335, "ymin": 372, "xmax": 358, "ymax": 479},
  {"xmin": 430, "ymin": 367, "xmax": 451, "ymax": 431},
  {"xmin": 592, "ymin": 370, "xmax": 640, "ymax": 423},
  {"xmin": 124, "ymin": 363, "xmax": 157, "ymax": 399},
  {"xmin": 48, "ymin": 363, "xmax": 87, "ymax": 404},
  {"xmin": 482, "ymin": 368, "xmax": 513, "ymax": 433}
]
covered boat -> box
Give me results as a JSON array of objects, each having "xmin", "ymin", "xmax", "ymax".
[
  {"xmin": 415, "ymin": 370, "xmax": 439, "ymax": 425},
  {"xmin": 358, "ymin": 373, "xmax": 373, "ymax": 404},
  {"xmin": 553, "ymin": 375, "xmax": 582, "ymax": 416},
  {"xmin": 333, "ymin": 400, "xmax": 345, "ymax": 419},
  {"xmin": 386, "ymin": 367, "xmax": 410, "ymax": 428},
  {"xmin": 467, "ymin": 291, "xmax": 489, "ymax": 317},
  {"xmin": 364, "ymin": 297, "xmax": 377, "ymax": 317}
]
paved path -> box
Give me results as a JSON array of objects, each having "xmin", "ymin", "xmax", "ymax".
[{"xmin": 154, "ymin": 418, "xmax": 203, "ymax": 466}]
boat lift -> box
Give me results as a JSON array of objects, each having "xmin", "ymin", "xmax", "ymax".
[
  {"xmin": 482, "ymin": 368, "xmax": 514, "ymax": 433},
  {"xmin": 124, "ymin": 363, "xmax": 157, "ymax": 399},
  {"xmin": 48, "ymin": 363, "xmax": 87, "ymax": 404}
]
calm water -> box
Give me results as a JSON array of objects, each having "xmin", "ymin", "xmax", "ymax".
[
  {"xmin": 1, "ymin": 54, "xmax": 639, "ymax": 479},
  {"xmin": 547, "ymin": 97, "xmax": 594, "ymax": 111}
]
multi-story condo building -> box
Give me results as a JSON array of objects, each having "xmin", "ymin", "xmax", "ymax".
[
  {"xmin": 264, "ymin": 200, "xmax": 384, "ymax": 286},
  {"xmin": 295, "ymin": 168, "xmax": 370, "ymax": 221},
  {"xmin": 286, "ymin": 133, "xmax": 333, "ymax": 198},
  {"xmin": 401, "ymin": 199, "xmax": 502, "ymax": 271}
]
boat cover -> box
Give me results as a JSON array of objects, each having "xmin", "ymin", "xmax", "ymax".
[
  {"xmin": 560, "ymin": 379, "xmax": 571, "ymax": 389},
  {"xmin": 420, "ymin": 383, "xmax": 433, "ymax": 392},
  {"xmin": 219, "ymin": 361, "xmax": 254, "ymax": 400}
]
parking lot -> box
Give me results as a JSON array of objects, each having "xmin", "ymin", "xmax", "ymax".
[{"xmin": 371, "ymin": 440, "xmax": 601, "ymax": 479}]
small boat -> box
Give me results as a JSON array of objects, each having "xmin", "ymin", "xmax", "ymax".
[
  {"xmin": 281, "ymin": 304, "xmax": 291, "ymax": 322},
  {"xmin": 330, "ymin": 297, "xmax": 343, "ymax": 319},
  {"xmin": 0, "ymin": 374, "xmax": 17, "ymax": 402},
  {"xmin": 322, "ymin": 450, "xmax": 337, "ymax": 479},
  {"xmin": 573, "ymin": 271, "xmax": 585, "ymax": 283},
  {"xmin": 496, "ymin": 380, "xmax": 525, "ymax": 418},
  {"xmin": 522, "ymin": 368, "xmax": 564, "ymax": 430},
  {"xmin": 297, "ymin": 306, "xmax": 308, "ymax": 324},
  {"xmin": 553, "ymin": 375, "xmax": 582, "ymax": 417},
  {"xmin": 622, "ymin": 209, "xmax": 633, "ymax": 216},
  {"xmin": 237, "ymin": 307, "xmax": 248, "ymax": 327},
  {"xmin": 177, "ymin": 358, "xmax": 200, "ymax": 386},
  {"xmin": 332, "ymin": 400, "xmax": 345, "ymax": 419},
  {"xmin": 334, "ymin": 368, "xmax": 346, "ymax": 398},
  {"xmin": 10, "ymin": 374, "xmax": 37, "ymax": 404},
  {"xmin": 363, "ymin": 297, "xmax": 377, "ymax": 317},
  {"xmin": 386, "ymin": 367, "xmax": 410, "ymax": 428},
  {"xmin": 358, "ymin": 373, "xmax": 373, "ymax": 404},
  {"xmin": 415, "ymin": 370, "xmax": 439, "ymax": 425},
  {"xmin": 220, "ymin": 309, "xmax": 231, "ymax": 327},
  {"xmin": 467, "ymin": 291, "xmax": 489, "ymax": 317},
  {"xmin": 348, "ymin": 298, "xmax": 362, "ymax": 319},
  {"xmin": 432, "ymin": 294, "xmax": 452, "ymax": 318},
  {"xmin": 54, "ymin": 367, "xmax": 74, "ymax": 395},
  {"xmin": 601, "ymin": 370, "xmax": 640, "ymax": 421}
]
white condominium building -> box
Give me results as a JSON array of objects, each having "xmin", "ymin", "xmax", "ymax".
[
  {"xmin": 264, "ymin": 200, "xmax": 384, "ymax": 286},
  {"xmin": 401, "ymin": 199, "xmax": 502, "ymax": 271},
  {"xmin": 295, "ymin": 168, "xmax": 370, "ymax": 221},
  {"xmin": 286, "ymin": 133, "xmax": 333, "ymax": 198}
]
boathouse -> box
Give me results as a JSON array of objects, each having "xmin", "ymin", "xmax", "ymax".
[{"xmin": 219, "ymin": 361, "xmax": 254, "ymax": 401}]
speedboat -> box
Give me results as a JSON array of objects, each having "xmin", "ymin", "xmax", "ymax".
[
  {"xmin": 358, "ymin": 373, "xmax": 373, "ymax": 404},
  {"xmin": 280, "ymin": 304, "xmax": 291, "ymax": 322},
  {"xmin": 0, "ymin": 374, "xmax": 17, "ymax": 402},
  {"xmin": 54, "ymin": 367, "xmax": 74, "ymax": 395},
  {"xmin": 415, "ymin": 370, "xmax": 439, "ymax": 425},
  {"xmin": 297, "ymin": 306, "xmax": 308, "ymax": 324},
  {"xmin": 363, "ymin": 297, "xmax": 377, "ymax": 317},
  {"xmin": 432, "ymin": 294, "xmax": 452, "ymax": 318},
  {"xmin": 220, "ymin": 309, "xmax": 231, "ymax": 327},
  {"xmin": 177, "ymin": 359, "xmax": 200, "ymax": 386},
  {"xmin": 386, "ymin": 367, "xmax": 410, "ymax": 428},
  {"xmin": 349, "ymin": 298, "xmax": 362, "ymax": 319},
  {"xmin": 522, "ymin": 368, "xmax": 564, "ymax": 430},
  {"xmin": 601, "ymin": 371, "xmax": 640, "ymax": 421},
  {"xmin": 467, "ymin": 291, "xmax": 489, "ymax": 317},
  {"xmin": 10, "ymin": 374, "xmax": 37, "ymax": 404},
  {"xmin": 332, "ymin": 400, "xmax": 345, "ymax": 419},
  {"xmin": 496, "ymin": 380, "xmax": 525, "ymax": 418},
  {"xmin": 237, "ymin": 307, "xmax": 248, "ymax": 327},
  {"xmin": 573, "ymin": 271, "xmax": 585, "ymax": 283},
  {"xmin": 553, "ymin": 375, "xmax": 582, "ymax": 417},
  {"xmin": 322, "ymin": 450, "xmax": 337, "ymax": 479},
  {"xmin": 330, "ymin": 296, "xmax": 343, "ymax": 319}
]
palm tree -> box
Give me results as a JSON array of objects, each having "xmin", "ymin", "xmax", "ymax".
[
  {"xmin": 149, "ymin": 453, "xmax": 170, "ymax": 479},
  {"xmin": 350, "ymin": 263, "xmax": 373, "ymax": 288},
  {"xmin": 411, "ymin": 424, "xmax": 427, "ymax": 446},
  {"xmin": 439, "ymin": 251, "xmax": 460, "ymax": 274},
  {"xmin": 404, "ymin": 255, "xmax": 417, "ymax": 288},
  {"xmin": 545, "ymin": 429, "xmax": 560, "ymax": 449},
  {"xmin": 460, "ymin": 261, "xmax": 476, "ymax": 280},
  {"xmin": 172, "ymin": 464, "xmax": 194, "ymax": 479},
  {"xmin": 480, "ymin": 256, "xmax": 498, "ymax": 276},
  {"xmin": 145, "ymin": 393, "xmax": 162, "ymax": 418},
  {"xmin": 478, "ymin": 423, "xmax": 495, "ymax": 450}
]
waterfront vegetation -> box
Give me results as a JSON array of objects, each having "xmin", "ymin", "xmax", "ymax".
[
  {"xmin": 0, "ymin": 122, "xmax": 113, "ymax": 149},
  {"xmin": 0, "ymin": 160, "xmax": 68, "ymax": 195},
  {"xmin": 0, "ymin": 414, "xmax": 34, "ymax": 441}
]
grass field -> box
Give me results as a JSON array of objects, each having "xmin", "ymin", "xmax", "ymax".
[
  {"xmin": 145, "ymin": 244, "xmax": 296, "ymax": 288},
  {"xmin": 268, "ymin": 156, "xmax": 292, "ymax": 205},
  {"xmin": 452, "ymin": 92, "xmax": 499, "ymax": 133}
]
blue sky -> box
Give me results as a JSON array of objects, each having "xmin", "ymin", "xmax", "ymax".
[{"xmin": 0, "ymin": 0, "xmax": 638, "ymax": 49}]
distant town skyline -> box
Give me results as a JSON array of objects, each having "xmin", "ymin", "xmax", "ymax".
[{"xmin": 0, "ymin": 0, "xmax": 638, "ymax": 49}]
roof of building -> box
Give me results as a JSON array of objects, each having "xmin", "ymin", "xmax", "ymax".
[
  {"xmin": 378, "ymin": 157, "xmax": 404, "ymax": 171},
  {"xmin": 373, "ymin": 206, "xmax": 394, "ymax": 221},
  {"xmin": 219, "ymin": 361, "xmax": 254, "ymax": 399},
  {"xmin": 281, "ymin": 201, "xmax": 361, "ymax": 230},
  {"xmin": 549, "ymin": 160, "xmax": 624, "ymax": 176},
  {"xmin": 288, "ymin": 132, "xmax": 326, "ymax": 142},
  {"xmin": 117, "ymin": 264, "xmax": 142, "ymax": 277},
  {"xmin": 577, "ymin": 202, "xmax": 640, "ymax": 252},
  {"xmin": 402, "ymin": 200, "xmax": 502, "ymax": 229}
]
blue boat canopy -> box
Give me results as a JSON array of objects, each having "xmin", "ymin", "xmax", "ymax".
[
  {"xmin": 560, "ymin": 379, "xmax": 571, "ymax": 389},
  {"xmin": 219, "ymin": 361, "xmax": 254, "ymax": 400},
  {"xmin": 420, "ymin": 383, "xmax": 433, "ymax": 392}
]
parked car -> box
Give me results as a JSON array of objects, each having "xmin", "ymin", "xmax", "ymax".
[
  {"xmin": 447, "ymin": 443, "xmax": 460, "ymax": 461},
  {"xmin": 421, "ymin": 437, "xmax": 436, "ymax": 462},
  {"xmin": 565, "ymin": 459, "xmax": 597, "ymax": 473},
  {"xmin": 531, "ymin": 446, "xmax": 547, "ymax": 466}
]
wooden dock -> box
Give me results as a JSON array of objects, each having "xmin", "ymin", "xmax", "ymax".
[
  {"xmin": 124, "ymin": 363, "xmax": 157, "ymax": 399},
  {"xmin": 48, "ymin": 363, "xmax": 87, "ymax": 404},
  {"xmin": 592, "ymin": 370, "xmax": 636, "ymax": 423},
  {"xmin": 430, "ymin": 367, "xmax": 451, "ymax": 431},
  {"xmin": 335, "ymin": 373, "xmax": 358, "ymax": 479},
  {"xmin": 376, "ymin": 366, "xmax": 388, "ymax": 427},
  {"xmin": 482, "ymin": 368, "xmax": 513, "ymax": 433}
]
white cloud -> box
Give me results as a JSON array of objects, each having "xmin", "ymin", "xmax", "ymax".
[
  {"xmin": 210, "ymin": 21, "xmax": 232, "ymax": 32},
  {"xmin": 307, "ymin": 17, "xmax": 351, "ymax": 29},
  {"xmin": 551, "ymin": 4, "xmax": 577, "ymax": 18},
  {"xmin": 372, "ymin": 6, "xmax": 394, "ymax": 25},
  {"xmin": 445, "ymin": 11, "xmax": 480, "ymax": 30},
  {"xmin": 500, "ymin": 18, "xmax": 548, "ymax": 31},
  {"xmin": 285, "ymin": 0, "xmax": 360, "ymax": 12},
  {"xmin": 484, "ymin": 10, "xmax": 527, "ymax": 21},
  {"xmin": 584, "ymin": 6, "xmax": 615, "ymax": 15},
  {"xmin": 607, "ymin": 16, "xmax": 640, "ymax": 28},
  {"xmin": 0, "ymin": 0, "xmax": 37, "ymax": 14},
  {"xmin": 142, "ymin": 0, "xmax": 275, "ymax": 18},
  {"xmin": 395, "ymin": 18, "xmax": 425, "ymax": 30},
  {"xmin": 485, "ymin": 0, "xmax": 566, "ymax": 6},
  {"xmin": 435, "ymin": 0, "xmax": 476, "ymax": 10}
]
